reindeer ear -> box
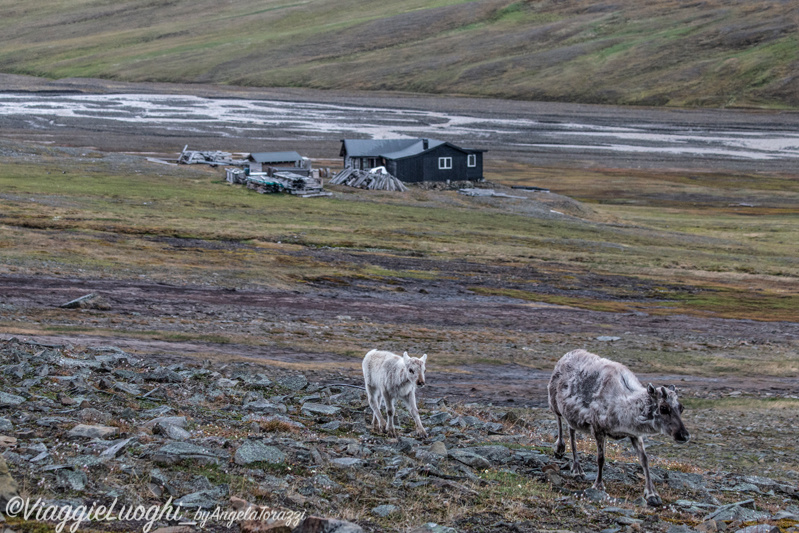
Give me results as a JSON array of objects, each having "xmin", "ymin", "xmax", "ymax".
[
  {"xmin": 647, "ymin": 383, "xmax": 657, "ymax": 396},
  {"xmin": 402, "ymin": 352, "xmax": 411, "ymax": 364},
  {"xmin": 667, "ymin": 384, "xmax": 677, "ymax": 392},
  {"xmin": 420, "ymin": 354, "xmax": 427, "ymax": 363},
  {"xmin": 660, "ymin": 386, "xmax": 668, "ymax": 399}
]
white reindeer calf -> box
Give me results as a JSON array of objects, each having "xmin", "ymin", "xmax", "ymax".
[{"xmin": 362, "ymin": 349, "xmax": 428, "ymax": 438}]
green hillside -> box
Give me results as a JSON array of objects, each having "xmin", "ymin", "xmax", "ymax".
[{"xmin": 1, "ymin": 0, "xmax": 797, "ymax": 108}]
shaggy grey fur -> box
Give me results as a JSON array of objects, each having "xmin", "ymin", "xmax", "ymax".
[{"xmin": 548, "ymin": 349, "xmax": 690, "ymax": 506}]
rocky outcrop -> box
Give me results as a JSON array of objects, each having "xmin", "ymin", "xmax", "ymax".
[{"xmin": 1, "ymin": 337, "xmax": 797, "ymax": 533}]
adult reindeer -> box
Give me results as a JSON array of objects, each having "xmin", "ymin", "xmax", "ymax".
[{"xmin": 548, "ymin": 349, "xmax": 690, "ymax": 506}]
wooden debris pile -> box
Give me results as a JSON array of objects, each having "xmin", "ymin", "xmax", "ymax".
[
  {"xmin": 178, "ymin": 145, "xmax": 246, "ymax": 166},
  {"xmin": 330, "ymin": 167, "xmax": 408, "ymax": 192},
  {"xmin": 243, "ymin": 171, "xmax": 331, "ymax": 198}
]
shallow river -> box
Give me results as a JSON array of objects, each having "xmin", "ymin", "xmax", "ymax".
[{"xmin": 1, "ymin": 92, "xmax": 798, "ymax": 171}]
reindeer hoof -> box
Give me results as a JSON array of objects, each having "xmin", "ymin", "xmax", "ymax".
[
  {"xmin": 554, "ymin": 441, "xmax": 566, "ymax": 458},
  {"xmin": 646, "ymin": 494, "xmax": 662, "ymax": 507}
]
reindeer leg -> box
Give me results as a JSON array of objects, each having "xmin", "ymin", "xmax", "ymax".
[
  {"xmin": 385, "ymin": 396, "xmax": 397, "ymax": 438},
  {"xmin": 403, "ymin": 389, "xmax": 427, "ymax": 438},
  {"xmin": 391, "ymin": 397, "xmax": 399, "ymax": 429},
  {"xmin": 592, "ymin": 431, "xmax": 606, "ymax": 492},
  {"xmin": 569, "ymin": 427, "xmax": 584, "ymax": 477},
  {"xmin": 554, "ymin": 415, "xmax": 566, "ymax": 457},
  {"xmin": 630, "ymin": 436, "xmax": 661, "ymax": 506},
  {"xmin": 366, "ymin": 386, "xmax": 385, "ymax": 433}
]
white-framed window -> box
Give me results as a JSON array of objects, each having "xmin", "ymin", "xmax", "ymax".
[
  {"xmin": 438, "ymin": 157, "xmax": 452, "ymax": 170},
  {"xmin": 467, "ymin": 154, "xmax": 477, "ymax": 167}
]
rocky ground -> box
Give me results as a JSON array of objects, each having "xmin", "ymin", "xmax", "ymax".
[{"xmin": 1, "ymin": 337, "xmax": 797, "ymax": 533}]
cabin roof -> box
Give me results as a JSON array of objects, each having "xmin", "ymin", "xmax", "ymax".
[
  {"xmin": 249, "ymin": 151, "xmax": 303, "ymax": 163},
  {"xmin": 340, "ymin": 138, "xmax": 485, "ymax": 160},
  {"xmin": 340, "ymin": 138, "xmax": 443, "ymax": 158},
  {"xmin": 381, "ymin": 139, "xmax": 446, "ymax": 159}
]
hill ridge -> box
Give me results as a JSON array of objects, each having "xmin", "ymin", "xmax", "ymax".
[{"xmin": 0, "ymin": 0, "xmax": 796, "ymax": 109}]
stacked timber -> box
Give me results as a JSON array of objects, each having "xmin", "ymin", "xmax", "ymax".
[
  {"xmin": 330, "ymin": 167, "xmax": 408, "ymax": 192},
  {"xmin": 275, "ymin": 171, "xmax": 330, "ymax": 197},
  {"xmin": 245, "ymin": 171, "xmax": 331, "ymax": 197}
]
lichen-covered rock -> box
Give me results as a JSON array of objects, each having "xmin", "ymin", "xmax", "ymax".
[
  {"xmin": 277, "ymin": 374, "xmax": 308, "ymax": 392},
  {"xmin": 235, "ymin": 440, "xmax": 287, "ymax": 466},
  {"xmin": 0, "ymin": 391, "xmax": 26, "ymax": 407},
  {"xmin": 371, "ymin": 504, "xmax": 399, "ymax": 517},
  {"xmin": 67, "ymin": 424, "xmax": 118, "ymax": 439},
  {"xmin": 448, "ymin": 449, "xmax": 490, "ymax": 470},
  {"xmin": 152, "ymin": 442, "xmax": 228, "ymax": 466}
]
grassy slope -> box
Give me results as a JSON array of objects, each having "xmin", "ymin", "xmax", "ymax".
[
  {"xmin": 0, "ymin": 0, "xmax": 797, "ymax": 108},
  {"xmin": 1, "ymin": 145, "xmax": 798, "ymax": 324}
]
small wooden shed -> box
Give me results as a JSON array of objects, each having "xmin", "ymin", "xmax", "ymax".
[{"xmin": 247, "ymin": 151, "xmax": 309, "ymax": 174}]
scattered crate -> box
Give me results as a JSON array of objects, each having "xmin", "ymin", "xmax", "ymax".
[{"xmin": 226, "ymin": 168, "xmax": 247, "ymax": 184}]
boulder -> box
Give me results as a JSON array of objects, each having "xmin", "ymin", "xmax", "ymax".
[
  {"xmin": 67, "ymin": 424, "xmax": 118, "ymax": 439},
  {"xmin": 57, "ymin": 469, "xmax": 88, "ymax": 491},
  {"xmin": 0, "ymin": 455, "xmax": 19, "ymax": 509},
  {"xmin": 301, "ymin": 403, "xmax": 341, "ymax": 416},
  {"xmin": 277, "ymin": 375, "xmax": 308, "ymax": 392},
  {"xmin": 371, "ymin": 504, "xmax": 399, "ymax": 517},
  {"xmin": 235, "ymin": 441, "xmax": 287, "ymax": 466},
  {"xmin": 153, "ymin": 442, "xmax": 228, "ymax": 466},
  {"xmin": 0, "ymin": 391, "xmax": 26, "ymax": 407},
  {"xmin": 449, "ymin": 449, "xmax": 490, "ymax": 470},
  {"xmin": 330, "ymin": 457, "xmax": 362, "ymax": 469}
]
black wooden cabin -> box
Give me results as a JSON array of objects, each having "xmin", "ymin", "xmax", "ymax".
[{"xmin": 339, "ymin": 138, "xmax": 485, "ymax": 183}]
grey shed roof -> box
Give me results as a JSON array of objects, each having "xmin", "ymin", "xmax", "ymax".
[
  {"xmin": 340, "ymin": 139, "xmax": 445, "ymax": 159},
  {"xmin": 249, "ymin": 151, "xmax": 303, "ymax": 163}
]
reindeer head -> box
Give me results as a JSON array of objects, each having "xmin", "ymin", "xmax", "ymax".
[
  {"xmin": 402, "ymin": 352, "xmax": 427, "ymax": 387},
  {"xmin": 648, "ymin": 384, "xmax": 690, "ymax": 443}
]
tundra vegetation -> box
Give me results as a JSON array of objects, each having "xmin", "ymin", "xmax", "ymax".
[
  {"xmin": 1, "ymin": 139, "xmax": 799, "ymax": 530},
  {"xmin": 0, "ymin": 0, "xmax": 797, "ymax": 108}
]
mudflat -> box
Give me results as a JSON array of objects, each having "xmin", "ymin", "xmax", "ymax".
[{"xmin": 2, "ymin": 74, "xmax": 799, "ymax": 173}]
